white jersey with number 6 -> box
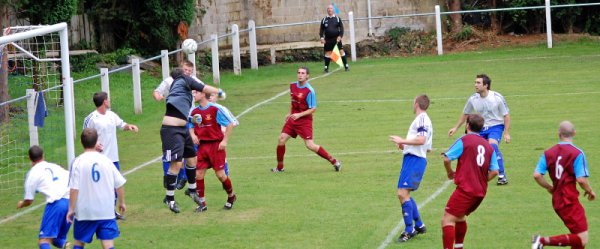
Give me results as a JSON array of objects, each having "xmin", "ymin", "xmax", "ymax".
[{"xmin": 69, "ymin": 151, "xmax": 126, "ymax": 221}]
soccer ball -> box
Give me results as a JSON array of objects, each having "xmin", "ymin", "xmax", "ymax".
[{"xmin": 181, "ymin": 39, "xmax": 197, "ymax": 54}]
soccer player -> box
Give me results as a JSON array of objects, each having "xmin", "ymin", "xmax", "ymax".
[
  {"xmin": 441, "ymin": 114, "xmax": 499, "ymax": 249},
  {"xmin": 208, "ymin": 92, "xmax": 239, "ymax": 176},
  {"xmin": 67, "ymin": 128, "xmax": 127, "ymax": 249},
  {"xmin": 83, "ymin": 91, "xmax": 137, "ymax": 220},
  {"xmin": 272, "ymin": 66, "xmax": 341, "ymax": 172},
  {"xmin": 531, "ymin": 121, "xmax": 595, "ymax": 249},
  {"xmin": 188, "ymin": 91, "xmax": 237, "ymax": 211},
  {"xmin": 160, "ymin": 68, "xmax": 222, "ymax": 213},
  {"xmin": 320, "ymin": 4, "xmax": 349, "ymax": 72},
  {"xmin": 448, "ymin": 74, "xmax": 511, "ymax": 185},
  {"xmin": 389, "ymin": 94, "xmax": 433, "ymax": 242},
  {"xmin": 17, "ymin": 145, "xmax": 71, "ymax": 249},
  {"xmin": 153, "ymin": 60, "xmax": 198, "ymax": 190}
]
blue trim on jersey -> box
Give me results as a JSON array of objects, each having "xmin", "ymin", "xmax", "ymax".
[
  {"xmin": 535, "ymin": 154, "xmax": 548, "ymax": 174},
  {"xmin": 296, "ymin": 82, "xmax": 317, "ymax": 109},
  {"xmin": 480, "ymin": 124, "xmax": 504, "ymax": 142},
  {"xmin": 444, "ymin": 137, "xmax": 465, "ymax": 161},
  {"xmin": 574, "ymin": 153, "xmax": 588, "ymax": 178}
]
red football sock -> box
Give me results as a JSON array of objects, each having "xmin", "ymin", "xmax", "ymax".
[
  {"xmin": 276, "ymin": 145, "xmax": 285, "ymax": 169},
  {"xmin": 196, "ymin": 179, "xmax": 205, "ymax": 198},
  {"xmin": 455, "ymin": 221, "xmax": 467, "ymax": 247},
  {"xmin": 221, "ymin": 177, "xmax": 233, "ymax": 195},
  {"xmin": 546, "ymin": 234, "xmax": 582, "ymax": 247},
  {"xmin": 442, "ymin": 225, "xmax": 455, "ymax": 249},
  {"xmin": 316, "ymin": 146, "xmax": 336, "ymax": 164}
]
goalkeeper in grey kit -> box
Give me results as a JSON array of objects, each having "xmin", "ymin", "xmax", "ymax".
[{"xmin": 320, "ymin": 4, "xmax": 349, "ymax": 72}]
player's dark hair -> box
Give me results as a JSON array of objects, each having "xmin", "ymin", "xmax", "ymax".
[
  {"xmin": 476, "ymin": 74, "xmax": 491, "ymax": 90},
  {"xmin": 467, "ymin": 114, "xmax": 485, "ymax": 133},
  {"xmin": 415, "ymin": 94, "xmax": 430, "ymax": 110},
  {"xmin": 92, "ymin": 92, "xmax": 108, "ymax": 107},
  {"xmin": 298, "ymin": 66, "xmax": 310, "ymax": 75},
  {"xmin": 171, "ymin": 68, "xmax": 184, "ymax": 79},
  {"xmin": 81, "ymin": 128, "xmax": 98, "ymax": 149},
  {"xmin": 28, "ymin": 145, "xmax": 44, "ymax": 162}
]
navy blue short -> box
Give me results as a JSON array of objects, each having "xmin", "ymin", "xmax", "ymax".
[{"xmin": 397, "ymin": 154, "xmax": 427, "ymax": 190}]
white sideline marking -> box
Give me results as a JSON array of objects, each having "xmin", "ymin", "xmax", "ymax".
[
  {"xmin": 377, "ymin": 180, "xmax": 453, "ymax": 249},
  {"xmin": 269, "ymin": 91, "xmax": 600, "ymax": 104},
  {"xmin": 0, "ymin": 68, "xmax": 340, "ymax": 225}
]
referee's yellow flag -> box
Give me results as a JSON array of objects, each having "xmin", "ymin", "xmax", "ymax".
[{"xmin": 330, "ymin": 44, "xmax": 344, "ymax": 68}]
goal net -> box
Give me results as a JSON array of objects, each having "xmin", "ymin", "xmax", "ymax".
[{"xmin": 0, "ymin": 23, "xmax": 74, "ymax": 197}]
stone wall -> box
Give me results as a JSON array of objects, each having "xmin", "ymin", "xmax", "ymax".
[{"xmin": 188, "ymin": 0, "xmax": 441, "ymax": 48}]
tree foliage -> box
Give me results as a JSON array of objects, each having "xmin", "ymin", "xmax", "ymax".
[
  {"xmin": 84, "ymin": 0, "xmax": 195, "ymax": 54},
  {"xmin": 10, "ymin": 0, "xmax": 77, "ymax": 24}
]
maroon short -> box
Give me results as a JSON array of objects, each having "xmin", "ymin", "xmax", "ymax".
[
  {"xmin": 555, "ymin": 202, "xmax": 588, "ymax": 234},
  {"xmin": 445, "ymin": 188, "xmax": 484, "ymax": 218},
  {"xmin": 196, "ymin": 141, "xmax": 226, "ymax": 171},
  {"xmin": 281, "ymin": 118, "xmax": 313, "ymax": 140}
]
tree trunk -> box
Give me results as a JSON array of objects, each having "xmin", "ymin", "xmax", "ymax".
[
  {"xmin": 98, "ymin": 20, "xmax": 116, "ymax": 52},
  {"xmin": 0, "ymin": 5, "xmax": 10, "ymax": 123},
  {"xmin": 448, "ymin": 0, "xmax": 463, "ymax": 34},
  {"xmin": 489, "ymin": 0, "xmax": 501, "ymax": 34}
]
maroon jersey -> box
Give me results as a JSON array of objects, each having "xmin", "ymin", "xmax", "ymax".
[
  {"xmin": 190, "ymin": 103, "xmax": 229, "ymax": 142},
  {"xmin": 446, "ymin": 134, "xmax": 497, "ymax": 197},
  {"xmin": 542, "ymin": 144, "xmax": 585, "ymax": 209},
  {"xmin": 289, "ymin": 82, "xmax": 316, "ymax": 121}
]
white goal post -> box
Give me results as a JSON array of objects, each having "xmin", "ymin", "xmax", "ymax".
[{"xmin": 0, "ymin": 22, "xmax": 75, "ymax": 164}]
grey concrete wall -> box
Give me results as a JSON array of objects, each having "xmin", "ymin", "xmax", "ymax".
[{"xmin": 189, "ymin": 0, "xmax": 441, "ymax": 48}]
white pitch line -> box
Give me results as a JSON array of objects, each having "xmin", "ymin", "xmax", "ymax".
[
  {"xmin": 267, "ymin": 91, "xmax": 600, "ymax": 104},
  {"xmin": 377, "ymin": 180, "xmax": 453, "ymax": 249},
  {"xmin": 0, "ymin": 67, "xmax": 341, "ymax": 225}
]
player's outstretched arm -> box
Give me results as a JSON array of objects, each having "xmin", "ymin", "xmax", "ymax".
[
  {"xmin": 16, "ymin": 199, "xmax": 33, "ymax": 209},
  {"xmin": 449, "ymin": 114, "xmax": 468, "ymax": 137}
]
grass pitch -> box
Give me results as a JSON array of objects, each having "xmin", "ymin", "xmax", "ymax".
[{"xmin": 1, "ymin": 40, "xmax": 600, "ymax": 248}]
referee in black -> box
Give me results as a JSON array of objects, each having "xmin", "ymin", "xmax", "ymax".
[{"xmin": 319, "ymin": 4, "xmax": 349, "ymax": 73}]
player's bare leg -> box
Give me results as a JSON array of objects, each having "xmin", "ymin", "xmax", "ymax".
[{"xmin": 304, "ymin": 139, "xmax": 341, "ymax": 171}]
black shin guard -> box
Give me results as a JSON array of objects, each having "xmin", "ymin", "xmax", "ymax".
[
  {"xmin": 324, "ymin": 56, "xmax": 331, "ymax": 68},
  {"xmin": 341, "ymin": 55, "xmax": 348, "ymax": 68},
  {"xmin": 185, "ymin": 166, "xmax": 196, "ymax": 184},
  {"xmin": 164, "ymin": 174, "xmax": 177, "ymax": 190}
]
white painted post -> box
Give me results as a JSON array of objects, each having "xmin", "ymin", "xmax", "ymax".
[
  {"xmin": 211, "ymin": 34, "xmax": 220, "ymax": 85},
  {"xmin": 232, "ymin": 24, "xmax": 241, "ymax": 75},
  {"xmin": 26, "ymin": 89, "xmax": 39, "ymax": 146},
  {"xmin": 545, "ymin": 0, "xmax": 553, "ymax": 48},
  {"xmin": 132, "ymin": 58, "xmax": 142, "ymax": 114},
  {"xmin": 270, "ymin": 47, "xmax": 276, "ymax": 64},
  {"xmin": 100, "ymin": 68, "xmax": 109, "ymax": 98},
  {"xmin": 59, "ymin": 25, "xmax": 75, "ymax": 164},
  {"xmin": 248, "ymin": 20, "xmax": 258, "ymax": 69},
  {"xmin": 435, "ymin": 5, "xmax": 443, "ymax": 55},
  {"xmin": 161, "ymin": 50, "xmax": 169, "ymax": 79},
  {"xmin": 367, "ymin": 0, "xmax": 373, "ymax": 36},
  {"xmin": 187, "ymin": 51, "xmax": 197, "ymax": 77},
  {"xmin": 348, "ymin": 11, "xmax": 357, "ymax": 62}
]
